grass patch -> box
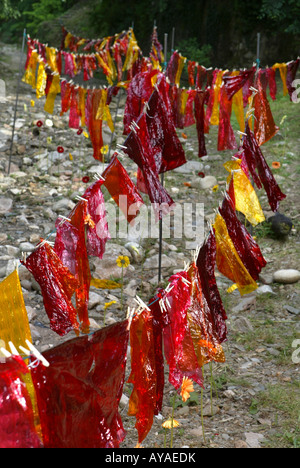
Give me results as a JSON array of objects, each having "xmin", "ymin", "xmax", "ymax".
[{"xmin": 256, "ymin": 381, "xmax": 300, "ymax": 448}]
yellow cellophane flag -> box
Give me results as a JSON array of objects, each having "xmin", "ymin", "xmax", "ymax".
[
  {"xmin": 45, "ymin": 46, "xmax": 59, "ymax": 74},
  {"xmin": 273, "ymin": 63, "xmax": 288, "ymax": 96},
  {"xmin": 0, "ymin": 270, "xmax": 42, "ymax": 441},
  {"xmin": 210, "ymin": 70, "xmax": 226, "ymax": 126},
  {"xmin": 36, "ymin": 60, "xmax": 47, "ymax": 99},
  {"xmin": 231, "ymin": 71, "xmax": 245, "ymax": 132},
  {"xmin": 224, "ymin": 159, "xmax": 265, "ymax": 226},
  {"xmin": 175, "ymin": 54, "xmax": 186, "ymax": 87},
  {"xmin": 22, "ymin": 50, "xmax": 38, "ymax": 89},
  {"xmin": 213, "ymin": 214, "xmax": 258, "ymax": 296},
  {"xmin": 44, "ymin": 74, "xmax": 61, "ymax": 115},
  {"xmin": 95, "ymin": 89, "xmax": 114, "ymax": 132}
]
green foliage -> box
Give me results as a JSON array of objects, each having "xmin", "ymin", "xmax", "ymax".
[
  {"xmin": 177, "ymin": 38, "xmax": 212, "ymax": 67},
  {"xmin": 0, "ymin": 0, "xmax": 20, "ymax": 19},
  {"xmin": 259, "ymin": 0, "xmax": 300, "ymax": 34}
]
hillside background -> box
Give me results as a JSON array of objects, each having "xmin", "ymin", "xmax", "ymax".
[{"xmin": 1, "ymin": 0, "xmax": 299, "ymax": 68}]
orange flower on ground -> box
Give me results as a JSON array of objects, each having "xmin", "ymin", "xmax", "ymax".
[
  {"xmin": 84, "ymin": 214, "xmax": 95, "ymax": 229},
  {"xmin": 181, "ymin": 132, "xmax": 188, "ymax": 139},
  {"xmin": 162, "ymin": 419, "xmax": 180, "ymax": 429},
  {"xmin": 180, "ymin": 377, "xmax": 195, "ymax": 402},
  {"xmin": 272, "ymin": 161, "xmax": 281, "ymax": 169}
]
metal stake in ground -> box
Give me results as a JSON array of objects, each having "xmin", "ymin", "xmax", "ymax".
[
  {"xmin": 7, "ymin": 28, "xmax": 27, "ymax": 175},
  {"xmin": 158, "ymin": 33, "xmax": 168, "ymax": 283}
]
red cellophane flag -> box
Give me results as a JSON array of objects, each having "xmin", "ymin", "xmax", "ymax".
[
  {"xmin": 145, "ymin": 75, "xmax": 187, "ymax": 173},
  {"xmin": 123, "ymin": 69, "xmax": 160, "ymax": 135},
  {"xmin": 194, "ymin": 89, "xmax": 208, "ymax": 157},
  {"xmin": 124, "ymin": 112, "xmax": 175, "ymax": 221},
  {"xmin": 196, "ymin": 232, "xmax": 228, "ymax": 344},
  {"xmin": 253, "ymin": 76, "xmax": 279, "ymax": 146},
  {"xmin": 163, "ymin": 272, "xmax": 204, "ymax": 390},
  {"xmin": 219, "ymin": 195, "xmax": 267, "ymax": 281},
  {"xmin": 0, "ymin": 356, "xmax": 43, "ymax": 448},
  {"xmin": 223, "ymin": 67, "xmax": 255, "ymax": 100},
  {"xmin": 85, "ymin": 89, "xmax": 104, "ymax": 161},
  {"xmin": 128, "ymin": 310, "xmax": 157, "ymax": 444},
  {"xmin": 83, "ymin": 179, "xmax": 111, "ymax": 259},
  {"xmin": 149, "ymin": 289, "xmax": 170, "ymax": 414},
  {"xmin": 218, "ymin": 85, "xmax": 238, "ymax": 151},
  {"xmin": 22, "ymin": 242, "xmax": 79, "ymax": 336},
  {"xmin": 67, "ymin": 201, "xmax": 91, "ymax": 333},
  {"xmin": 243, "ymin": 121, "xmax": 286, "ymax": 212},
  {"xmin": 31, "ymin": 321, "xmax": 129, "ymax": 448},
  {"xmin": 187, "ymin": 263, "xmax": 226, "ymax": 367},
  {"xmin": 102, "ymin": 155, "xmax": 144, "ymax": 224}
]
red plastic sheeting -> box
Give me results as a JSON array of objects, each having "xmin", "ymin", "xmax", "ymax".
[
  {"xmin": 163, "ymin": 271, "xmax": 204, "ymax": 391},
  {"xmin": 22, "ymin": 242, "xmax": 79, "ymax": 336},
  {"xmin": 196, "ymin": 232, "xmax": 228, "ymax": 344},
  {"xmin": 0, "ymin": 356, "xmax": 43, "ymax": 448},
  {"xmin": 128, "ymin": 310, "xmax": 157, "ymax": 444},
  {"xmin": 103, "ymin": 155, "xmax": 144, "ymax": 224},
  {"xmin": 31, "ymin": 321, "xmax": 129, "ymax": 448},
  {"xmin": 243, "ymin": 121, "xmax": 286, "ymax": 212}
]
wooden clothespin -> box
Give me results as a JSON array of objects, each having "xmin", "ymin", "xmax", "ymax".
[{"xmin": 20, "ymin": 340, "xmax": 50, "ymax": 368}]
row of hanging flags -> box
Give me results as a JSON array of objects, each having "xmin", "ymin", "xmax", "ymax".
[{"xmin": 0, "ymin": 25, "xmax": 297, "ymax": 448}]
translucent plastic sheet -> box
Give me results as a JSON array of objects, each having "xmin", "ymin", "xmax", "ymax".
[
  {"xmin": 219, "ymin": 196, "xmax": 267, "ymax": 281},
  {"xmin": 85, "ymin": 89, "xmax": 104, "ymax": 161},
  {"xmin": 22, "ymin": 243, "xmax": 79, "ymax": 336},
  {"xmin": 67, "ymin": 86, "xmax": 79, "ymax": 129},
  {"xmin": 273, "ymin": 63, "xmax": 288, "ymax": 96},
  {"xmin": 22, "ymin": 49, "xmax": 38, "ymax": 89},
  {"xmin": 0, "ymin": 357, "xmax": 43, "ymax": 448},
  {"xmin": 67, "ymin": 201, "xmax": 91, "ymax": 333},
  {"xmin": 149, "ymin": 290, "xmax": 170, "ymax": 414},
  {"xmin": 31, "ymin": 321, "xmax": 129, "ymax": 448},
  {"xmin": 123, "ymin": 69, "xmax": 160, "ymax": 134},
  {"xmin": 163, "ymin": 272, "xmax": 204, "ymax": 391},
  {"xmin": 194, "ymin": 89, "xmax": 208, "ymax": 157},
  {"xmin": 36, "ymin": 61, "xmax": 47, "ymax": 100},
  {"xmin": 224, "ymin": 159, "xmax": 265, "ymax": 226},
  {"xmin": 44, "ymin": 74, "xmax": 61, "ymax": 115},
  {"xmin": 218, "ymin": 85, "xmax": 238, "ymax": 151},
  {"xmin": 128, "ymin": 310, "xmax": 157, "ymax": 444},
  {"xmin": 145, "ymin": 76, "xmax": 187, "ymax": 173},
  {"xmin": 0, "ymin": 270, "xmax": 33, "ymax": 351},
  {"xmin": 286, "ymin": 58, "xmax": 300, "ymax": 99},
  {"xmin": 187, "ymin": 264, "xmax": 226, "ymax": 367},
  {"xmin": 253, "ymin": 77, "xmax": 279, "ymax": 146},
  {"xmin": 196, "ymin": 232, "xmax": 228, "ymax": 344},
  {"xmin": 243, "ymin": 122, "xmax": 286, "ymax": 212},
  {"xmin": 214, "ymin": 213, "xmax": 258, "ymax": 296},
  {"xmin": 83, "ymin": 179, "xmax": 111, "ymax": 259},
  {"xmin": 102, "ymin": 155, "xmax": 144, "ymax": 224},
  {"xmin": 124, "ymin": 112, "xmax": 175, "ymax": 221},
  {"xmin": 223, "ymin": 67, "xmax": 255, "ymax": 100}
]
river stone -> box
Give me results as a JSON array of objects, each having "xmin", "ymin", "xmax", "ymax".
[
  {"xmin": 191, "ymin": 175, "xmax": 217, "ymax": 190},
  {"xmin": 0, "ymin": 197, "xmax": 13, "ymax": 214},
  {"xmin": 273, "ymin": 269, "xmax": 300, "ymax": 284}
]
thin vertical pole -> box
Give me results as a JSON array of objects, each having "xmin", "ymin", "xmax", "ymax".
[
  {"xmin": 256, "ymin": 32, "xmax": 261, "ymax": 70},
  {"xmin": 8, "ymin": 28, "xmax": 26, "ymax": 175},
  {"xmin": 171, "ymin": 27, "xmax": 175, "ymax": 52},
  {"xmin": 158, "ymin": 33, "xmax": 168, "ymax": 283}
]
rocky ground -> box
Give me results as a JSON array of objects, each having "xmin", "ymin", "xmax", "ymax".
[{"xmin": 0, "ymin": 42, "xmax": 299, "ymax": 449}]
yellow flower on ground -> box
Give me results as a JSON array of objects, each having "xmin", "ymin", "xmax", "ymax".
[
  {"xmin": 30, "ymin": 100, "xmax": 35, "ymax": 107},
  {"xmin": 162, "ymin": 419, "xmax": 180, "ymax": 429},
  {"xmin": 83, "ymin": 131, "xmax": 89, "ymax": 139},
  {"xmin": 180, "ymin": 377, "xmax": 195, "ymax": 402},
  {"xmin": 212, "ymin": 185, "xmax": 219, "ymax": 193},
  {"xmin": 116, "ymin": 255, "xmax": 130, "ymax": 268},
  {"xmin": 104, "ymin": 301, "xmax": 117, "ymax": 310},
  {"xmin": 69, "ymin": 153, "xmax": 73, "ymax": 161},
  {"xmin": 101, "ymin": 145, "xmax": 109, "ymax": 155}
]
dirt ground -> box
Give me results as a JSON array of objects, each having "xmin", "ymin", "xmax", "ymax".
[{"xmin": 0, "ymin": 42, "xmax": 299, "ymax": 449}]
